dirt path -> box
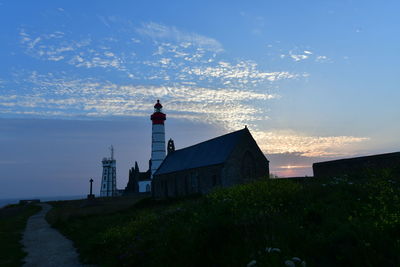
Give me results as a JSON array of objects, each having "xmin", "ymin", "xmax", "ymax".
[{"xmin": 22, "ymin": 203, "xmax": 84, "ymax": 267}]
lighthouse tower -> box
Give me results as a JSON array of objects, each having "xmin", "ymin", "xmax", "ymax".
[
  {"xmin": 150, "ymin": 100, "xmax": 166, "ymax": 177},
  {"xmin": 100, "ymin": 146, "xmax": 117, "ymax": 197}
]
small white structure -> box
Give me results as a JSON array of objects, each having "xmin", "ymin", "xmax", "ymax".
[
  {"xmin": 100, "ymin": 146, "xmax": 117, "ymax": 197},
  {"xmin": 139, "ymin": 181, "xmax": 152, "ymax": 192}
]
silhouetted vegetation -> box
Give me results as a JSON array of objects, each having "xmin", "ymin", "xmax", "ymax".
[
  {"xmin": 0, "ymin": 204, "xmax": 41, "ymax": 267},
  {"xmin": 49, "ymin": 173, "xmax": 400, "ymax": 267}
]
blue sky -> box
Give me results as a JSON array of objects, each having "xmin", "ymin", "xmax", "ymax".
[{"xmin": 1, "ymin": 1, "xmax": 399, "ymax": 198}]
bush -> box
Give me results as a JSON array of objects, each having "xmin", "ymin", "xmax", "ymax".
[
  {"xmin": 0, "ymin": 204, "xmax": 41, "ymax": 266},
  {"xmin": 53, "ymin": 175, "xmax": 400, "ymax": 267}
]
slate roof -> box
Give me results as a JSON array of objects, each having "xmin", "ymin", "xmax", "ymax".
[{"xmin": 154, "ymin": 128, "xmax": 248, "ymax": 175}]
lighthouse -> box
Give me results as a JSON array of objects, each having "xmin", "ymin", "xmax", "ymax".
[
  {"xmin": 100, "ymin": 145, "xmax": 117, "ymax": 197},
  {"xmin": 150, "ymin": 100, "xmax": 166, "ymax": 177}
]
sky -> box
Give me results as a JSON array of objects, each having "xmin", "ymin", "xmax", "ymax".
[{"xmin": 1, "ymin": 0, "xmax": 399, "ymax": 198}]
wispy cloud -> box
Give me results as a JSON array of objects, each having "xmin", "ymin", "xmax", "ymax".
[
  {"xmin": 136, "ymin": 22, "xmax": 223, "ymax": 53},
  {"xmin": 279, "ymin": 48, "xmax": 331, "ymax": 63},
  {"xmin": 1, "ymin": 70, "xmax": 368, "ymax": 157},
  {"xmin": 289, "ymin": 50, "xmax": 311, "ymax": 62},
  {"xmin": 239, "ymin": 12, "xmax": 265, "ymax": 36},
  {"xmin": 277, "ymin": 165, "xmax": 310, "ymax": 169},
  {"xmin": 9, "ymin": 20, "xmax": 353, "ymax": 158},
  {"xmin": 1, "ymin": 71, "xmax": 274, "ymax": 130},
  {"xmin": 183, "ymin": 60, "xmax": 302, "ymax": 87},
  {"xmin": 18, "ymin": 23, "xmax": 307, "ymax": 91},
  {"xmin": 253, "ymin": 130, "xmax": 369, "ymax": 157},
  {"xmin": 18, "ymin": 28, "xmax": 131, "ymax": 73},
  {"xmin": 315, "ymin": 55, "xmax": 331, "ymax": 63}
]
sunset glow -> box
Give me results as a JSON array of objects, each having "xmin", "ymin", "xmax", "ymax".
[{"xmin": 1, "ymin": 1, "xmax": 399, "ymax": 198}]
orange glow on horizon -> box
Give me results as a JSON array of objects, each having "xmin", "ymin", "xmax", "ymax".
[{"xmin": 271, "ymin": 165, "xmax": 313, "ymax": 177}]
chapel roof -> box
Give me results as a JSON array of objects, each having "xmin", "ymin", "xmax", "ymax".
[{"xmin": 154, "ymin": 128, "xmax": 249, "ymax": 176}]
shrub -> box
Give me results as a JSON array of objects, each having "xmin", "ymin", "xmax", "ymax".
[{"xmin": 53, "ymin": 175, "xmax": 400, "ymax": 267}]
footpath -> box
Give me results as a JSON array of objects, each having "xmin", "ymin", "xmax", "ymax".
[{"xmin": 22, "ymin": 203, "xmax": 84, "ymax": 267}]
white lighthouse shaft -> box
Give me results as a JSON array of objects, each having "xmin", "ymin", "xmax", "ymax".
[{"xmin": 151, "ymin": 123, "xmax": 166, "ymax": 176}]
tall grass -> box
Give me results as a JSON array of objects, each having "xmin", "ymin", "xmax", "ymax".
[
  {"xmin": 51, "ymin": 175, "xmax": 400, "ymax": 267},
  {"xmin": 0, "ymin": 204, "xmax": 41, "ymax": 267}
]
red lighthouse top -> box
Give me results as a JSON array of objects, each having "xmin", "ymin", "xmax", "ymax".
[
  {"xmin": 151, "ymin": 100, "xmax": 166, "ymax": 125},
  {"xmin": 154, "ymin": 100, "xmax": 163, "ymax": 110}
]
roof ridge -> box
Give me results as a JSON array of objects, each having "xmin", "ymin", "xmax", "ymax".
[
  {"xmin": 173, "ymin": 128, "xmax": 247, "ymax": 153},
  {"xmin": 154, "ymin": 128, "xmax": 249, "ymax": 176}
]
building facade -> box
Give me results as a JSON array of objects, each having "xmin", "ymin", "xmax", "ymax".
[
  {"xmin": 152, "ymin": 127, "xmax": 270, "ymax": 198},
  {"xmin": 124, "ymin": 161, "xmax": 152, "ymax": 194},
  {"xmin": 100, "ymin": 146, "xmax": 117, "ymax": 197}
]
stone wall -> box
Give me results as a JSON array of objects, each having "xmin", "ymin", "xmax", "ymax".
[
  {"xmin": 152, "ymin": 164, "xmax": 223, "ymax": 198},
  {"xmin": 313, "ymin": 152, "xmax": 400, "ymax": 179},
  {"xmin": 222, "ymin": 129, "xmax": 269, "ymax": 187}
]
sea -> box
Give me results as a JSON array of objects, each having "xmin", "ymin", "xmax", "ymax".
[{"xmin": 0, "ymin": 195, "xmax": 86, "ymax": 209}]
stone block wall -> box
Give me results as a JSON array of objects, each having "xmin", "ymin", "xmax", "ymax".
[
  {"xmin": 222, "ymin": 130, "xmax": 269, "ymax": 187},
  {"xmin": 152, "ymin": 164, "xmax": 223, "ymax": 198},
  {"xmin": 313, "ymin": 152, "xmax": 400, "ymax": 179}
]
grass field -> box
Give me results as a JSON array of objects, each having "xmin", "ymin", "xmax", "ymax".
[
  {"xmin": 48, "ymin": 175, "xmax": 400, "ymax": 267},
  {"xmin": 0, "ymin": 204, "xmax": 41, "ymax": 267},
  {"xmin": 46, "ymin": 195, "xmax": 149, "ymax": 225}
]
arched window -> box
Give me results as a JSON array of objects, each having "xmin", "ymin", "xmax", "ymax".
[{"xmin": 241, "ymin": 151, "xmax": 256, "ymax": 180}]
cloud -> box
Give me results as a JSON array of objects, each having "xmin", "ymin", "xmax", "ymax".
[
  {"xmin": 239, "ymin": 12, "xmax": 265, "ymax": 36},
  {"xmin": 315, "ymin": 55, "xmax": 331, "ymax": 63},
  {"xmin": 19, "ymin": 28, "xmax": 130, "ymax": 72},
  {"xmin": 289, "ymin": 52, "xmax": 309, "ymax": 62},
  {"xmin": 2, "ymin": 63, "xmax": 371, "ymax": 163},
  {"xmin": 68, "ymin": 54, "xmax": 123, "ymax": 69},
  {"xmin": 18, "ymin": 24, "xmax": 307, "ymax": 90},
  {"xmin": 98, "ymin": 15, "xmax": 111, "ymax": 28},
  {"xmin": 279, "ymin": 48, "xmax": 330, "ymax": 64},
  {"xmin": 12, "ymin": 23, "xmax": 347, "ymax": 158},
  {"xmin": 181, "ymin": 60, "xmax": 303, "ymax": 88},
  {"xmin": 253, "ymin": 130, "xmax": 369, "ymax": 157},
  {"xmin": 1, "ymin": 71, "xmax": 276, "ymax": 129},
  {"xmin": 136, "ymin": 22, "xmax": 223, "ymax": 52},
  {"xmin": 1, "ymin": 70, "xmax": 368, "ymax": 158},
  {"xmin": 277, "ymin": 165, "xmax": 310, "ymax": 169}
]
